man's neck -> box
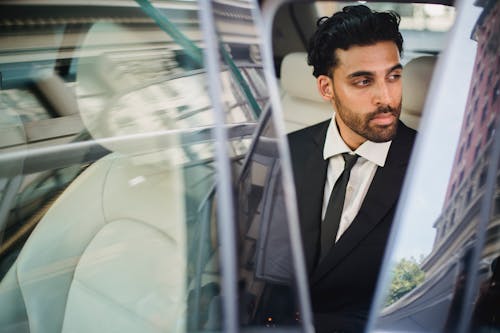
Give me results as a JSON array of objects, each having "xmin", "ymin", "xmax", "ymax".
[{"xmin": 334, "ymin": 116, "xmax": 366, "ymax": 150}]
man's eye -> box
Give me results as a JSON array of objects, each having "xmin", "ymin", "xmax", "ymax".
[
  {"xmin": 354, "ymin": 79, "xmax": 371, "ymax": 86},
  {"xmin": 388, "ymin": 74, "xmax": 402, "ymax": 81}
]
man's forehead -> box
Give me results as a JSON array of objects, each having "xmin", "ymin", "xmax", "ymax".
[{"xmin": 333, "ymin": 41, "xmax": 401, "ymax": 74}]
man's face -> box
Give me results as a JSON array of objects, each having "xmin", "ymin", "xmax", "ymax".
[{"xmin": 318, "ymin": 41, "xmax": 402, "ymax": 149}]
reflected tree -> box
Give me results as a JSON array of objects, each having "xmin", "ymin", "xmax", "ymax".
[{"xmin": 386, "ymin": 256, "xmax": 425, "ymax": 306}]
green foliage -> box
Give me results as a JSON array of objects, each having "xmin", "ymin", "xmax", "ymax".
[{"xmin": 385, "ymin": 256, "xmax": 425, "ymax": 306}]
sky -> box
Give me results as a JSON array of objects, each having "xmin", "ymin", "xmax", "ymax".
[{"xmin": 388, "ymin": 1, "xmax": 483, "ymax": 262}]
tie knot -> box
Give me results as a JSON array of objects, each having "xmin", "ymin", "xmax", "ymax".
[{"xmin": 342, "ymin": 153, "xmax": 358, "ymax": 171}]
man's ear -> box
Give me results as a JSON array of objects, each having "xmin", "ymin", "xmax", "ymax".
[{"xmin": 317, "ymin": 75, "xmax": 334, "ymax": 101}]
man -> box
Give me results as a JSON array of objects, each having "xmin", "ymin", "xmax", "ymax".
[{"xmin": 288, "ymin": 5, "xmax": 416, "ymax": 332}]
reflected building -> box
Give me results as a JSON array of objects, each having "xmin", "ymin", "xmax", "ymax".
[
  {"xmin": 0, "ymin": 0, "xmax": 265, "ymax": 152},
  {"xmin": 377, "ymin": 1, "xmax": 500, "ymax": 330},
  {"xmin": 422, "ymin": 0, "xmax": 500, "ymax": 277},
  {"xmin": 0, "ymin": 1, "xmax": 267, "ymax": 247}
]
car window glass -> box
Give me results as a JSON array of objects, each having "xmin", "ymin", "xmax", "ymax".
[
  {"xmin": 369, "ymin": 1, "xmax": 500, "ymax": 332},
  {"xmin": 0, "ymin": 1, "xmax": 310, "ymax": 332},
  {"xmin": 207, "ymin": 0, "xmax": 307, "ymax": 330},
  {"xmin": 1, "ymin": 2, "xmax": 219, "ymax": 332}
]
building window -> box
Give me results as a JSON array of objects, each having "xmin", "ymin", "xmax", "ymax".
[
  {"xmin": 487, "ymin": 72, "xmax": 493, "ymax": 86},
  {"xmin": 466, "ymin": 187, "xmax": 473, "ymax": 203},
  {"xmin": 466, "ymin": 131, "xmax": 472, "ymax": 149},
  {"xmin": 450, "ymin": 210, "xmax": 455, "ymax": 226},
  {"xmin": 493, "ymin": 80, "xmax": 499, "ymax": 105},
  {"xmin": 488, "ymin": 122, "xmax": 495, "ymax": 140},
  {"xmin": 474, "ymin": 143, "xmax": 481, "ymax": 161},
  {"xmin": 481, "ymin": 104, "xmax": 488, "ymax": 123},
  {"xmin": 495, "ymin": 196, "xmax": 500, "ymax": 216},
  {"xmin": 479, "ymin": 170, "xmax": 487, "ymax": 187},
  {"xmin": 458, "ymin": 146, "xmax": 464, "ymax": 162}
]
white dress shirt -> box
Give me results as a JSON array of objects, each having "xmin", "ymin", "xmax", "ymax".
[{"xmin": 322, "ymin": 114, "xmax": 392, "ymax": 242}]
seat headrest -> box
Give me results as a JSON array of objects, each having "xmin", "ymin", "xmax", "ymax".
[
  {"xmin": 281, "ymin": 52, "xmax": 323, "ymax": 103},
  {"xmin": 402, "ymin": 55, "xmax": 437, "ymax": 128},
  {"xmin": 75, "ymin": 22, "xmax": 203, "ymax": 162}
]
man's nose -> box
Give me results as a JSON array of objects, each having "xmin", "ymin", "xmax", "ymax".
[{"xmin": 372, "ymin": 82, "xmax": 393, "ymax": 106}]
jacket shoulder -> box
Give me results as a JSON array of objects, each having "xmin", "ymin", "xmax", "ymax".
[
  {"xmin": 288, "ymin": 120, "xmax": 330, "ymax": 147},
  {"xmin": 387, "ymin": 121, "xmax": 418, "ymax": 165},
  {"xmin": 396, "ymin": 121, "xmax": 417, "ymax": 148}
]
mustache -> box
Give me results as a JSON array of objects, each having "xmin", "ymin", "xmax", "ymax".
[{"xmin": 367, "ymin": 105, "xmax": 401, "ymax": 120}]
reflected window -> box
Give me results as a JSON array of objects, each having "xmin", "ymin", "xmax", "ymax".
[
  {"xmin": 494, "ymin": 80, "xmax": 499, "ymax": 104},
  {"xmin": 495, "ymin": 197, "xmax": 500, "ymax": 216},
  {"xmin": 482, "ymin": 103, "xmax": 489, "ymax": 123},
  {"xmin": 475, "ymin": 143, "xmax": 482, "ymax": 160},
  {"xmin": 480, "ymin": 170, "xmax": 487, "ymax": 187}
]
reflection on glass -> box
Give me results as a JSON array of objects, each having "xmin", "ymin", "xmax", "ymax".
[
  {"xmin": 373, "ymin": 1, "xmax": 500, "ymax": 332},
  {"xmin": 234, "ymin": 111, "xmax": 301, "ymax": 329},
  {"xmin": 0, "ymin": 0, "xmax": 304, "ymax": 331},
  {"xmin": 0, "ymin": 1, "xmax": 260, "ymax": 332},
  {"xmin": 210, "ymin": 0, "xmax": 302, "ymax": 330}
]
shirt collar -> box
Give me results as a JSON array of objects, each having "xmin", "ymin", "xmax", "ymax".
[{"xmin": 323, "ymin": 114, "xmax": 392, "ymax": 167}]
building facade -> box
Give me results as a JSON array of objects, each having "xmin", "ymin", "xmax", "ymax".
[{"xmin": 423, "ymin": 0, "xmax": 500, "ymax": 276}]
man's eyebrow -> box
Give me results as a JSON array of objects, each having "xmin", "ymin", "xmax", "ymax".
[
  {"xmin": 347, "ymin": 63, "xmax": 403, "ymax": 79},
  {"xmin": 388, "ymin": 63, "xmax": 403, "ymax": 73},
  {"xmin": 347, "ymin": 70, "xmax": 373, "ymax": 79}
]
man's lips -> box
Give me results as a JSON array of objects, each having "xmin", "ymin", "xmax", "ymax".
[{"xmin": 371, "ymin": 113, "xmax": 396, "ymax": 126}]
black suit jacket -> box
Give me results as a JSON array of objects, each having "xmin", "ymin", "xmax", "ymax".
[{"xmin": 288, "ymin": 120, "xmax": 416, "ymax": 333}]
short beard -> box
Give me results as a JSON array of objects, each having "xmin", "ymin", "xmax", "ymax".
[{"xmin": 335, "ymin": 100, "xmax": 401, "ymax": 143}]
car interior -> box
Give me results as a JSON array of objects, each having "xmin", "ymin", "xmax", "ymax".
[{"xmin": 1, "ymin": 0, "xmax": 499, "ymax": 332}]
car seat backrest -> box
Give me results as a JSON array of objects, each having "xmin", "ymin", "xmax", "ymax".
[
  {"xmin": 0, "ymin": 152, "xmax": 187, "ymax": 333},
  {"xmin": 401, "ymin": 55, "xmax": 437, "ymax": 130},
  {"xmin": 0, "ymin": 22, "xmax": 187, "ymax": 333},
  {"xmin": 279, "ymin": 52, "xmax": 332, "ymax": 133},
  {"xmin": 60, "ymin": 154, "xmax": 186, "ymax": 333}
]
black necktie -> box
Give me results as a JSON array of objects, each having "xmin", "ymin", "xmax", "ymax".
[{"xmin": 320, "ymin": 153, "xmax": 359, "ymax": 260}]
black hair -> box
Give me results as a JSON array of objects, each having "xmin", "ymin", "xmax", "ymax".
[{"xmin": 307, "ymin": 5, "xmax": 403, "ymax": 77}]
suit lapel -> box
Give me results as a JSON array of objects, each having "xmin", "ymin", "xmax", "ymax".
[
  {"xmin": 296, "ymin": 123, "xmax": 329, "ymax": 274},
  {"xmin": 310, "ymin": 123, "xmax": 413, "ymax": 285}
]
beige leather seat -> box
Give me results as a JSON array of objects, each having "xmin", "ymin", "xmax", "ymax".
[
  {"xmin": 401, "ymin": 55, "xmax": 437, "ymax": 130},
  {"xmin": 0, "ymin": 22, "xmax": 188, "ymax": 333},
  {"xmin": 0, "ymin": 153, "xmax": 186, "ymax": 333},
  {"xmin": 279, "ymin": 52, "xmax": 332, "ymax": 133}
]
